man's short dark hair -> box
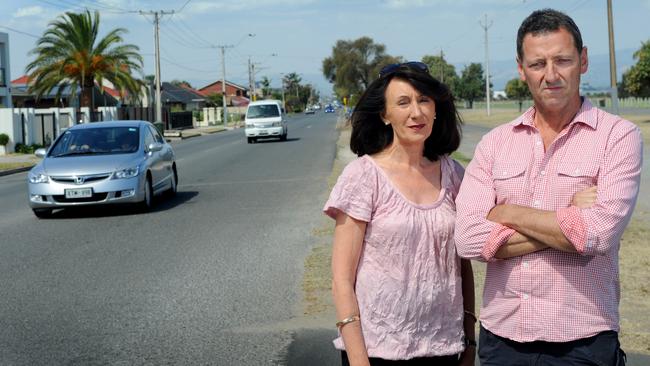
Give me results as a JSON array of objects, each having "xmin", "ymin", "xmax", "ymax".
[
  {"xmin": 516, "ymin": 8, "xmax": 583, "ymax": 60},
  {"xmin": 349, "ymin": 65, "xmax": 462, "ymax": 161}
]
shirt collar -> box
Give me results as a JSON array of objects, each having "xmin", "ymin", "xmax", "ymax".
[{"xmin": 511, "ymin": 98, "xmax": 598, "ymax": 130}]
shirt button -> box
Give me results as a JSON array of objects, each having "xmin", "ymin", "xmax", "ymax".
[
  {"xmin": 540, "ymin": 170, "xmax": 546, "ymax": 176},
  {"xmin": 522, "ymin": 294, "xmax": 529, "ymax": 300},
  {"xmin": 533, "ymin": 200, "xmax": 541, "ymax": 207},
  {"xmin": 536, "ymin": 140, "xmax": 542, "ymax": 146},
  {"xmin": 522, "ymin": 262, "xmax": 529, "ymax": 268}
]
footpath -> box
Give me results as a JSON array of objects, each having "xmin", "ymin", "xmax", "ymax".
[{"xmin": 0, "ymin": 125, "xmax": 229, "ymax": 177}]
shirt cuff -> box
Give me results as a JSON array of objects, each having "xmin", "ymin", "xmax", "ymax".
[
  {"xmin": 481, "ymin": 225, "xmax": 516, "ymax": 261},
  {"xmin": 556, "ymin": 206, "xmax": 587, "ymax": 253}
]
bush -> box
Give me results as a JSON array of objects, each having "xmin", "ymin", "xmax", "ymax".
[
  {"xmin": 14, "ymin": 143, "xmax": 44, "ymax": 154},
  {"xmin": 0, "ymin": 133, "xmax": 9, "ymax": 146}
]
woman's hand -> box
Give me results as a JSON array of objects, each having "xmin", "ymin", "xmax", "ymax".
[{"xmin": 571, "ymin": 186, "xmax": 597, "ymax": 208}]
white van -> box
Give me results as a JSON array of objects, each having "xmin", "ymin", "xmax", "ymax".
[{"xmin": 244, "ymin": 100, "xmax": 287, "ymax": 143}]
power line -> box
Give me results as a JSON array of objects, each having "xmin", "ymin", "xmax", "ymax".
[{"xmin": 0, "ymin": 25, "xmax": 40, "ymax": 39}]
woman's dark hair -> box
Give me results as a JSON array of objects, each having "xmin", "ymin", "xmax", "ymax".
[
  {"xmin": 516, "ymin": 9, "xmax": 583, "ymax": 61},
  {"xmin": 349, "ymin": 65, "xmax": 462, "ymax": 161}
]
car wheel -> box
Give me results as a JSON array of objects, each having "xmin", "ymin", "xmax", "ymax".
[
  {"xmin": 32, "ymin": 208, "xmax": 52, "ymax": 218},
  {"xmin": 138, "ymin": 175, "xmax": 154, "ymax": 212},
  {"xmin": 167, "ymin": 166, "xmax": 178, "ymax": 197},
  {"xmin": 280, "ymin": 132, "xmax": 287, "ymax": 141},
  {"xmin": 247, "ymin": 137, "xmax": 253, "ymax": 144}
]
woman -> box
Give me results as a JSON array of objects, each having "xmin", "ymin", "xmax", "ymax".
[{"xmin": 324, "ymin": 62, "xmax": 476, "ymax": 366}]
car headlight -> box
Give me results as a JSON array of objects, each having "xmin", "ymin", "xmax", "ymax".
[
  {"xmin": 28, "ymin": 172, "xmax": 49, "ymax": 184},
  {"xmin": 246, "ymin": 123, "xmax": 255, "ymax": 129},
  {"xmin": 272, "ymin": 121, "xmax": 281, "ymax": 127},
  {"xmin": 113, "ymin": 166, "xmax": 139, "ymax": 179}
]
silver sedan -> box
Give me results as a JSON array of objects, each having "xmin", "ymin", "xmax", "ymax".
[{"xmin": 27, "ymin": 120, "xmax": 178, "ymax": 218}]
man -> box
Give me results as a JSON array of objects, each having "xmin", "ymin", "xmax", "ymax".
[{"xmin": 455, "ymin": 9, "xmax": 642, "ymax": 366}]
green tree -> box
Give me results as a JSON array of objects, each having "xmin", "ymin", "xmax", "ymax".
[
  {"xmin": 26, "ymin": 10, "xmax": 144, "ymax": 109},
  {"xmin": 205, "ymin": 92, "xmax": 223, "ymax": 107},
  {"xmin": 171, "ymin": 79, "xmax": 193, "ymax": 88},
  {"xmin": 260, "ymin": 76, "xmax": 272, "ymax": 97},
  {"xmin": 505, "ymin": 78, "xmax": 531, "ymax": 112},
  {"xmin": 623, "ymin": 40, "xmax": 650, "ymax": 97},
  {"xmin": 456, "ymin": 63, "xmax": 486, "ymax": 109},
  {"xmin": 283, "ymin": 72, "xmax": 302, "ymax": 98},
  {"xmin": 421, "ymin": 54, "xmax": 458, "ymax": 91},
  {"xmin": 322, "ymin": 36, "xmax": 400, "ymax": 99}
]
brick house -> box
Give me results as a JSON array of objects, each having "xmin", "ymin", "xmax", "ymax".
[{"xmin": 198, "ymin": 80, "xmax": 250, "ymax": 106}]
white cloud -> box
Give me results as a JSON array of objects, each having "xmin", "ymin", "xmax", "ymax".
[{"xmin": 13, "ymin": 5, "xmax": 45, "ymax": 18}]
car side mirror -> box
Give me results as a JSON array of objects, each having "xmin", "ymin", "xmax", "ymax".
[
  {"xmin": 147, "ymin": 142, "xmax": 163, "ymax": 153},
  {"xmin": 34, "ymin": 148, "xmax": 47, "ymax": 158}
]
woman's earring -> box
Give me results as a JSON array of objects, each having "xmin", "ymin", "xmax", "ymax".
[
  {"xmin": 382, "ymin": 118, "xmax": 390, "ymax": 126},
  {"xmin": 432, "ymin": 115, "xmax": 437, "ymax": 120}
]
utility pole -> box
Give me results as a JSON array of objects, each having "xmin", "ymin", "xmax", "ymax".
[
  {"xmin": 280, "ymin": 73, "xmax": 286, "ymax": 111},
  {"xmin": 140, "ymin": 10, "xmax": 174, "ymax": 124},
  {"xmin": 219, "ymin": 45, "xmax": 232, "ymax": 127},
  {"xmin": 479, "ymin": 14, "xmax": 493, "ymax": 116},
  {"xmin": 607, "ymin": 0, "xmax": 619, "ymax": 114},
  {"xmin": 248, "ymin": 56, "xmax": 254, "ymax": 102}
]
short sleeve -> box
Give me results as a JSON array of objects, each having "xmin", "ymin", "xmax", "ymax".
[{"xmin": 323, "ymin": 157, "xmax": 377, "ymax": 222}]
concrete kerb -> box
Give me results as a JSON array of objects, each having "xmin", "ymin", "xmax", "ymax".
[
  {"xmin": 164, "ymin": 126, "xmax": 229, "ymax": 142},
  {"xmin": 0, "ymin": 164, "xmax": 34, "ymax": 177}
]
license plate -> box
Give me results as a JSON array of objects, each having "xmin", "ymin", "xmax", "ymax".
[
  {"xmin": 258, "ymin": 130, "xmax": 268, "ymax": 135},
  {"xmin": 65, "ymin": 188, "xmax": 92, "ymax": 198}
]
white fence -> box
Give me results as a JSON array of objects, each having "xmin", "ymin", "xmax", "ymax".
[{"xmin": 0, "ymin": 106, "xmax": 117, "ymax": 154}]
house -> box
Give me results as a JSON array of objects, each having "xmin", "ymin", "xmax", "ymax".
[
  {"xmin": 161, "ymin": 82, "xmax": 206, "ymax": 111},
  {"xmin": 198, "ymin": 80, "xmax": 250, "ymax": 107},
  {"xmin": 11, "ymin": 74, "xmax": 120, "ymax": 108},
  {"xmin": 0, "ymin": 32, "xmax": 12, "ymax": 108}
]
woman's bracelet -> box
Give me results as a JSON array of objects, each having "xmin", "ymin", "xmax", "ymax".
[
  {"xmin": 464, "ymin": 310, "xmax": 477, "ymax": 323},
  {"xmin": 336, "ymin": 315, "xmax": 360, "ymax": 329}
]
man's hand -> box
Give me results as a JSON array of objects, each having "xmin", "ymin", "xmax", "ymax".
[{"xmin": 571, "ymin": 186, "xmax": 597, "ymax": 208}]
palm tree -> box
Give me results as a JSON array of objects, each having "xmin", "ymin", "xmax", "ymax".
[{"xmin": 26, "ymin": 10, "xmax": 144, "ymax": 109}]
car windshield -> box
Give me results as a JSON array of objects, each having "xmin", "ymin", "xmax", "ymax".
[
  {"xmin": 49, "ymin": 127, "xmax": 140, "ymax": 157},
  {"xmin": 247, "ymin": 104, "xmax": 280, "ymax": 119}
]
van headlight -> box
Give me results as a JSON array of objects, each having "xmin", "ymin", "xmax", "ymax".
[
  {"xmin": 113, "ymin": 166, "xmax": 139, "ymax": 179},
  {"xmin": 272, "ymin": 121, "xmax": 281, "ymax": 127},
  {"xmin": 28, "ymin": 172, "xmax": 49, "ymax": 184}
]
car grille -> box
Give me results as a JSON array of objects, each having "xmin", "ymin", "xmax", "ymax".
[
  {"xmin": 51, "ymin": 192, "xmax": 109, "ymax": 203},
  {"xmin": 50, "ymin": 173, "xmax": 112, "ymax": 184}
]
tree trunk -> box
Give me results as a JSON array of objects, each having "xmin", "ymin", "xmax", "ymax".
[{"xmin": 518, "ymin": 100, "xmax": 523, "ymax": 112}]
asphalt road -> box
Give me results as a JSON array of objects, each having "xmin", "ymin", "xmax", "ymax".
[{"xmin": 0, "ymin": 111, "xmax": 339, "ymax": 365}]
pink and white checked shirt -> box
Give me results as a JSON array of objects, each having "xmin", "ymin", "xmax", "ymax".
[{"xmin": 455, "ymin": 99, "xmax": 643, "ymax": 343}]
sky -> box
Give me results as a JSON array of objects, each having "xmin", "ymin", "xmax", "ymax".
[{"xmin": 1, "ymin": 0, "xmax": 649, "ymax": 96}]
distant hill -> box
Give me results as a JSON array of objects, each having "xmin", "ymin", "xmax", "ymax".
[{"xmin": 455, "ymin": 48, "xmax": 637, "ymax": 91}]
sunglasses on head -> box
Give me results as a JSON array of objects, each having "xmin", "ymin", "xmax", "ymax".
[{"xmin": 379, "ymin": 61, "xmax": 430, "ymax": 77}]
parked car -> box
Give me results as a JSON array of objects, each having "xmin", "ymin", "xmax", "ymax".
[
  {"xmin": 27, "ymin": 120, "xmax": 178, "ymax": 218},
  {"xmin": 324, "ymin": 105, "xmax": 335, "ymax": 113},
  {"xmin": 244, "ymin": 100, "xmax": 287, "ymax": 143},
  {"xmin": 304, "ymin": 107, "xmax": 315, "ymax": 115}
]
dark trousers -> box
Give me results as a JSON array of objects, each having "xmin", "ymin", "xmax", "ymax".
[
  {"xmin": 341, "ymin": 351, "xmax": 458, "ymax": 366},
  {"xmin": 478, "ymin": 325, "xmax": 626, "ymax": 366}
]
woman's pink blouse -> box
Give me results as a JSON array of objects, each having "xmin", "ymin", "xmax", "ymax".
[{"xmin": 324, "ymin": 154, "xmax": 466, "ymax": 360}]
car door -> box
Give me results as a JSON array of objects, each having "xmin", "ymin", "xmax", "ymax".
[
  {"xmin": 143, "ymin": 126, "xmax": 163, "ymax": 191},
  {"xmin": 149, "ymin": 125, "xmax": 173, "ymax": 184}
]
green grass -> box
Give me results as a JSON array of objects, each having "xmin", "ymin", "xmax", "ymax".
[{"xmin": 0, "ymin": 162, "xmax": 34, "ymax": 171}]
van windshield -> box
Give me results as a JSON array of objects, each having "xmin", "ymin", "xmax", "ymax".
[{"xmin": 247, "ymin": 104, "xmax": 280, "ymax": 118}]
